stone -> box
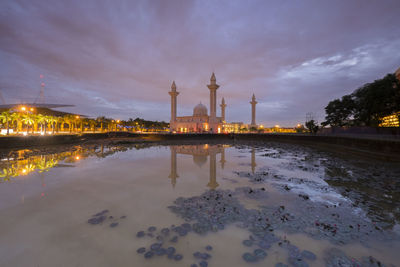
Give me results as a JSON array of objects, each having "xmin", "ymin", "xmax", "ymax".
[
  {"xmin": 155, "ymin": 248, "xmax": 166, "ymax": 256},
  {"xmin": 174, "ymin": 254, "xmax": 183, "ymax": 261},
  {"xmin": 275, "ymin": 263, "xmax": 288, "ymax": 267},
  {"xmin": 161, "ymin": 228, "xmax": 170, "ymax": 235},
  {"xmin": 242, "ymin": 239, "xmax": 253, "ymax": 247},
  {"xmin": 87, "ymin": 215, "xmax": 106, "ymax": 225},
  {"xmin": 136, "ymin": 231, "xmax": 145, "ymax": 238},
  {"xmin": 144, "ymin": 251, "xmax": 154, "ymax": 259},
  {"xmin": 242, "ymin": 252, "xmax": 257, "ymax": 263},
  {"xmin": 148, "ymin": 226, "xmax": 157, "ymax": 232},
  {"xmin": 109, "ymin": 222, "xmax": 119, "ymax": 228},
  {"xmin": 301, "ymin": 250, "xmax": 316, "ymax": 261},
  {"xmin": 136, "ymin": 247, "xmax": 146, "ymax": 254},
  {"xmin": 254, "ymin": 249, "xmax": 267, "ymax": 259},
  {"xmin": 199, "ymin": 261, "xmax": 208, "ymax": 267},
  {"xmin": 150, "ymin": 243, "xmax": 162, "ymax": 251},
  {"xmin": 288, "ymin": 257, "xmax": 309, "ymax": 267},
  {"xmin": 205, "ymin": 245, "xmax": 213, "ymax": 251},
  {"xmin": 170, "ymin": 236, "xmax": 178, "ymax": 242},
  {"xmin": 166, "ymin": 247, "xmax": 176, "ymax": 255}
]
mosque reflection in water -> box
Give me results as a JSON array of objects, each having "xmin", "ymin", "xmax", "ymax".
[
  {"xmin": 1, "ymin": 144, "xmax": 258, "ymax": 192},
  {"xmin": 168, "ymin": 144, "xmax": 257, "ymax": 189}
]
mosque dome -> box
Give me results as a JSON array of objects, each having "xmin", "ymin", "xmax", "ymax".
[{"xmin": 193, "ymin": 103, "xmax": 208, "ymax": 116}]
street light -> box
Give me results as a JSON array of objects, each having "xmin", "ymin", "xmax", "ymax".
[{"xmin": 20, "ymin": 106, "xmax": 26, "ymax": 111}]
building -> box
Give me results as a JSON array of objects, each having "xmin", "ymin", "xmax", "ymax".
[
  {"xmin": 168, "ymin": 73, "xmax": 259, "ymax": 133},
  {"xmin": 169, "ymin": 73, "xmax": 225, "ymax": 133},
  {"xmin": 380, "ymin": 67, "xmax": 400, "ymax": 127}
]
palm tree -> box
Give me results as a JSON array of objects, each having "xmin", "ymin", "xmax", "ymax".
[
  {"xmin": 37, "ymin": 114, "xmax": 47, "ymax": 134},
  {"xmin": 97, "ymin": 116, "xmax": 106, "ymax": 132},
  {"xmin": 21, "ymin": 113, "xmax": 35, "ymax": 134},
  {"xmin": 48, "ymin": 116, "xmax": 58, "ymax": 134},
  {"xmin": 0, "ymin": 110, "xmax": 12, "ymax": 135},
  {"xmin": 44, "ymin": 115, "xmax": 53, "ymax": 134},
  {"xmin": 10, "ymin": 112, "xmax": 22, "ymax": 134}
]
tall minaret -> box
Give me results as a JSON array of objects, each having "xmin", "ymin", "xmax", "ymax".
[
  {"xmin": 207, "ymin": 73, "xmax": 219, "ymax": 132},
  {"xmin": 169, "ymin": 81, "xmax": 179, "ymax": 131},
  {"xmin": 220, "ymin": 97, "xmax": 226, "ymax": 122},
  {"xmin": 250, "ymin": 93, "xmax": 257, "ymax": 127}
]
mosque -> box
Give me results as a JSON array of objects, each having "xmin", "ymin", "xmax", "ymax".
[{"xmin": 168, "ymin": 73, "xmax": 257, "ymax": 133}]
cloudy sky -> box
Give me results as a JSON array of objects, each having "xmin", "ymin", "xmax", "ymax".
[{"xmin": 1, "ymin": 0, "xmax": 399, "ymax": 126}]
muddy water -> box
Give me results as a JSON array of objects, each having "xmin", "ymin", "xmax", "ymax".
[{"xmin": 0, "ymin": 143, "xmax": 399, "ymax": 267}]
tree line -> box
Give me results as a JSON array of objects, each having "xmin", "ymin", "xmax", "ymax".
[
  {"xmin": 0, "ymin": 110, "xmax": 169, "ymax": 135},
  {"xmin": 322, "ymin": 73, "xmax": 400, "ymax": 127}
]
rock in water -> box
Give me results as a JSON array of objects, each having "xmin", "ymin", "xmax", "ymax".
[
  {"xmin": 242, "ymin": 252, "xmax": 257, "ymax": 263},
  {"xmin": 136, "ymin": 247, "xmax": 146, "ymax": 254},
  {"xmin": 301, "ymin": 250, "xmax": 316, "ymax": 261},
  {"xmin": 110, "ymin": 222, "xmax": 119, "ymax": 228}
]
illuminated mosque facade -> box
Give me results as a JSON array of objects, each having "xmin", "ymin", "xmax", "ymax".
[{"xmin": 168, "ymin": 73, "xmax": 257, "ymax": 133}]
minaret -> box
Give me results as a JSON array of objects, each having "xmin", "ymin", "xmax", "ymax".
[
  {"xmin": 250, "ymin": 93, "xmax": 257, "ymax": 127},
  {"xmin": 220, "ymin": 97, "xmax": 226, "ymax": 122},
  {"xmin": 168, "ymin": 81, "xmax": 179, "ymax": 131},
  {"xmin": 168, "ymin": 146, "xmax": 179, "ymax": 188},
  {"xmin": 207, "ymin": 73, "xmax": 219, "ymax": 132}
]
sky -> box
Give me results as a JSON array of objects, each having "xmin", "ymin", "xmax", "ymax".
[{"xmin": 1, "ymin": 0, "xmax": 400, "ymax": 127}]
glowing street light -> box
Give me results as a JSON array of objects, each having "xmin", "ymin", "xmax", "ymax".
[
  {"xmin": 75, "ymin": 115, "xmax": 80, "ymax": 119},
  {"xmin": 275, "ymin": 125, "xmax": 280, "ymax": 128},
  {"xmin": 20, "ymin": 106, "xmax": 26, "ymax": 111}
]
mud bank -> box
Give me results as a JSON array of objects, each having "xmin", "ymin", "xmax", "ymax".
[{"xmin": 1, "ymin": 133, "xmax": 399, "ymax": 161}]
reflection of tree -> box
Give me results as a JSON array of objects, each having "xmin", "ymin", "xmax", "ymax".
[{"xmin": 0, "ymin": 144, "xmax": 141, "ymax": 183}]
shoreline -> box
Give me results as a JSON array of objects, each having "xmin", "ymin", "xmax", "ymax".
[{"xmin": 0, "ymin": 132, "xmax": 399, "ymax": 162}]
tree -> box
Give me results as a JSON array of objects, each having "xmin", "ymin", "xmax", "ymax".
[
  {"xmin": 322, "ymin": 95, "xmax": 355, "ymax": 127},
  {"xmin": 37, "ymin": 114, "xmax": 47, "ymax": 134},
  {"xmin": 21, "ymin": 113, "xmax": 35, "ymax": 134},
  {"xmin": 323, "ymin": 73, "xmax": 400, "ymax": 127},
  {"xmin": 0, "ymin": 111, "xmax": 12, "ymax": 135},
  {"xmin": 305, "ymin": 119, "xmax": 319, "ymax": 134}
]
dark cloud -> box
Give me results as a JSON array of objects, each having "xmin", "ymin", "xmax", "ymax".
[{"xmin": 1, "ymin": 0, "xmax": 399, "ymax": 126}]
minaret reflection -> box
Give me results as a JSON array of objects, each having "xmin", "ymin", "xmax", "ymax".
[
  {"xmin": 168, "ymin": 146, "xmax": 179, "ymax": 188},
  {"xmin": 207, "ymin": 146, "xmax": 219, "ymax": 190},
  {"xmin": 251, "ymin": 147, "xmax": 256, "ymax": 174},
  {"xmin": 169, "ymin": 144, "xmax": 226, "ymax": 189},
  {"xmin": 220, "ymin": 147, "xmax": 226, "ymax": 169}
]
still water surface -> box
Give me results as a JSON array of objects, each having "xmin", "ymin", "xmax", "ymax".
[{"xmin": 0, "ymin": 143, "xmax": 399, "ymax": 267}]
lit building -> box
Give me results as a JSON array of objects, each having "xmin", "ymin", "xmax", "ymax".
[
  {"xmin": 380, "ymin": 112, "xmax": 399, "ymax": 127},
  {"xmin": 169, "ymin": 73, "xmax": 224, "ymax": 133},
  {"xmin": 169, "ymin": 73, "xmax": 257, "ymax": 133}
]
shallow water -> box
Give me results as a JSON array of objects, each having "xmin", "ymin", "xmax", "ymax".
[{"xmin": 0, "ymin": 143, "xmax": 399, "ymax": 267}]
